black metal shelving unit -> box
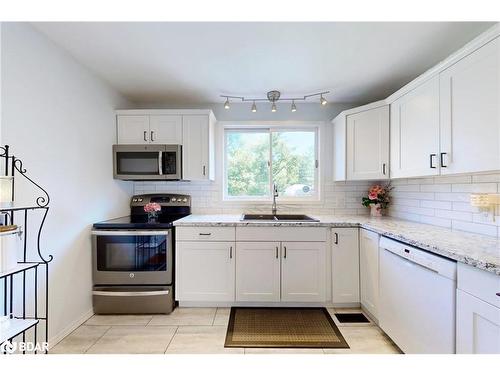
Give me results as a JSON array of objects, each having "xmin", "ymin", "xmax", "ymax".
[{"xmin": 0, "ymin": 144, "xmax": 52, "ymax": 354}]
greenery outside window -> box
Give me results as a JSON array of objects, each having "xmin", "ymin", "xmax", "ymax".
[{"xmin": 224, "ymin": 126, "xmax": 319, "ymax": 201}]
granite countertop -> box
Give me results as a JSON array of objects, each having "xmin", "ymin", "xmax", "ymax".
[{"xmin": 174, "ymin": 214, "xmax": 500, "ymax": 275}]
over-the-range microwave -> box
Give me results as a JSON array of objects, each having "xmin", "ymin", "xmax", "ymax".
[{"xmin": 113, "ymin": 144, "xmax": 182, "ymax": 180}]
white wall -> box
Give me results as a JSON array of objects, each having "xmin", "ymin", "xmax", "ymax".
[
  {"xmin": 388, "ymin": 173, "xmax": 500, "ymax": 237},
  {"xmin": 1, "ymin": 23, "xmax": 133, "ymax": 344}
]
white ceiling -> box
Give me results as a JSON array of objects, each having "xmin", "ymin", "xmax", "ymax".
[{"xmin": 33, "ymin": 22, "xmax": 494, "ymax": 105}]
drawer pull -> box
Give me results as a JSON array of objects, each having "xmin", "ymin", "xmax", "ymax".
[
  {"xmin": 230, "ymin": 246, "xmax": 233, "ymax": 259},
  {"xmin": 276, "ymin": 246, "xmax": 279, "ymax": 259},
  {"xmin": 199, "ymin": 233, "xmax": 212, "ymax": 236},
  {"xmin": 284, "ymin": 246, "xmax": 287, "ymax": 259},
  {"xmin": 334, "ymin": 232, "xmax": 339, "ymax": 244}
]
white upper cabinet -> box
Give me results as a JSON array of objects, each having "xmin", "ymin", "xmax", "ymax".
[
  {"xmin": 346, "ymin": 105, "xmax": 389, "ymax": 180},
  {"xmin": 149, "ymin": 115, "xmax": 183, "ymax": 144},
  {"xmin": 332, "ymin": 101, "xmax": 389, "ymax": 181},
  {"xmin": 439, "ymin": 37, "xmax": 500, "ymax": 175},
  {"xmin": 182, "ymin": 115, "xmax": 214, "ymax": 181},
  {"xmin": 390, "ymin": 76, "xmax": 441, "ymax": 178},
  {"xmin": 116, "ymin": 110, "xmax": 215, "ymax": 181},
  {"xmin": 117, "ymin": 115, "xmax": 150, "ymax": 144}
]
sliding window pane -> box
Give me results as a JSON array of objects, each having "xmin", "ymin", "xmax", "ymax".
[
  {"xmin": 226, "ymin": 131, "xmax": 270, "ymax": 198},
  {"xmin": 272, "ymin": 131, "xmax": 316, "ymax": 197}
]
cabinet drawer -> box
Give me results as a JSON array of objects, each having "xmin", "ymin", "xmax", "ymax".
[
  {"xmin": 458, "ymin": 263, "xmax": 500, "ymax": 308},
  {"xmin": 236, "ymin": 227, "xmax": 327, "ymax": 242},
  {"xmin": 176, "ymin": 226, "xmax": 235, "ymax": 242}
]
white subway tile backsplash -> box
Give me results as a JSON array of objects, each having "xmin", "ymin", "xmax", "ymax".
[
  {"xmin": 451, "ymin": 183, "xmax": 498, "ymax": 193},
  {"xmin": 388, "ymin": 172, "xmax": 500, "ymax": 237}
]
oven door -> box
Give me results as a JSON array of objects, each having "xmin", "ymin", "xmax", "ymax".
[
  {"xmin": 113, "ymin": 144, "xmax": 165, "ymax": 180},
  {"xmin": 92, "ymin": 230, "xmax": 172, "ymax": 285}
]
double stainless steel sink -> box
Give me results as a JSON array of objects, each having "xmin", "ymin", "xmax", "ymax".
[{"xmin": 241, "ymin": 213, "xmax": 319, "ymax": 222}]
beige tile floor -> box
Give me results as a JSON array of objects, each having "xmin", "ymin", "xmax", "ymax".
[{"xmin": 50, "ymin": 307, "xmax": 401, "ymax": 354}]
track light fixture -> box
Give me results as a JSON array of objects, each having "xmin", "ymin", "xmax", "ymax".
[
  {"xmin": 221, "ymin": 90, "xmax": 330, "ymax": 113},
  {"xmin": 320, "ymin": 94, "xmax": 328, "ymax": 106}
]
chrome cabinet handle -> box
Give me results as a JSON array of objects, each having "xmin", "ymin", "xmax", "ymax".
[
  {"xmin": 230, "ymin": 246, "xmax": 233, "ymax": 259},
  {"xmin": 382, "ymin": 163, "xmax": 387, "ymax": 175},
  {"xmin": 334, "ymin": 232, "xmax": 339, "ymax": 244},
  {"xmin": 143, "ymin": 131, "xmax": 148, "ymax": 142},
  {"xmin": 151, "ymin": 131, "xmax": 155, "ymax": 142},
  {"xmin": 158, "ymin": 151, "xmax": 163, "ymax": 175},
  {"xmin": 496, "ymin": 292, "xmax": 500, "ymax": 297},
  {"xmin": 430, "ymin": 154, "xmax": 437, "ymax": 168},
  {"xmin": 199, "ymin": 233, "xmax": 211, "ymax": 236},
  {"xmin": 203, "ymin": 165, "xmax": 206, "ymax": 176},
  {"xmin": 284, "ymin": 246, "xmax": 287, "ymax": 259},
  {"xmin": 440, "ymin": 152, "xmax": 448, "ymax": 168},
  {"xmin": 276, "ymin": 246, "xmax": 279, "ymax": 259}
]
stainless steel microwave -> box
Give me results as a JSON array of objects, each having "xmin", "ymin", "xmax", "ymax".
[{"xmin": 113, "ymin": 144, "xmax": 182, "ymax": 180}]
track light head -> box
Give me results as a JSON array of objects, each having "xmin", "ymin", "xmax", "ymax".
[
  {"xmin": 271, "ymin": 103, "xmax": 277, "ymax": 112},
  {"xmin": 320, "ymin": 95, "xmax": 327, "ymax": 106},
  {"xmin": 291, "ymin": 101, "xmax": 297, "ymax": 112},
  {"xmin": 251, "ymin": 101, "xmax": 257, "ymax": 113},
  {"xmin": 224, "ymin": 98, "xmax": 230, "ymax": 109}
]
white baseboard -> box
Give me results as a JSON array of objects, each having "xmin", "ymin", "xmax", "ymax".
[{"xmin": 49, "ymin": 308, "xmax": 94, "ymax": 349}]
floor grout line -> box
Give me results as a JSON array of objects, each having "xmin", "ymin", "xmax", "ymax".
[
  {"xmin": 211, "ymin": 308, "xmax": 218, "ymax": 326},
  {"xmin": 163, "ymin": 326, "xmax": 179, "ymax": 354},
  {"xmin": 83, "ymin": 326, "xmax": 112, "ymax": 354}
]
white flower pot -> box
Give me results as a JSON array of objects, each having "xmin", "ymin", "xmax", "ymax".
[{"xmin": 370, "ymin": 203, "xmax": 382, "ymax": 217}]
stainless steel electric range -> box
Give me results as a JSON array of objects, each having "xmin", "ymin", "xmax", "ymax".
[{"xmin": 91, "ymin": 194, "xmax": 191, "ymax": 314}]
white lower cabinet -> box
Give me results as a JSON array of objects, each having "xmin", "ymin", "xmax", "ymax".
[
  {"xmin": 281, "ymin": 242, "xmax": 326, "ymax": 302},
  {"xmin": 457, "ymin": 290, "xmax": 500, "ymax": 354},
  {"xmin": 331, "ymin": 228, "xmax": 360, "ymax": 305},
  {"xmin": 236, "ymin": 242, "xmax": 281, "ymax": 302},
  {"xmin": 359, "ymin": 229, "xmax": 380, "ymax": 320},
  {"xmin": 175, "ymin": 241, "xmax": 235, "ymax": 302},
  {"xmin": 456, "ymin": 263, "xmax": 500, "ymax": 354}
]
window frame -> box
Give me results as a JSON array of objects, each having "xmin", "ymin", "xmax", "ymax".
[{"xmin": 223, "ymin": 123, "xmax": 320, "ymax": 202}]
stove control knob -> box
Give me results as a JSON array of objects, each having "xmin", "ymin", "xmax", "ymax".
[
  {"xmin": 138, "ymin": 198, "xmax": 143, "ymax": 202},
  {"xmin": 171, "ymin": 198, "xmax": 177, "ymax": 202},
  {"xmin": 129, "ymin": 273, "xmax": 135, "ymax": 279},
  {"xmin": 182, "ymin": 198, "xmax": 188, "ymax": 203},
  {"xmin": 132, "ymin": 199, "xmax": 137, "ymax": 202}
]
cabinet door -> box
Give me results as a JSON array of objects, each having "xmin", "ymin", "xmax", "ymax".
[
  {"xmin": 332, "ymin": 228, "xmax": 360, "ymax": 305},
  {"xmin": 149, "ymin": 115, "xmax": 183, "ymax": 144},
  {"xmin": 440, "ymin": 38, "xmax": 500, "ymax": 175},
  {"xmin": 390, "ymin": 76, "xmax": 440, "ymax": 178},
  {"xmin": 117, "ymin": 115, "xmax": 150, "ymax": 144},
  {"xmin": 332, "ymin": 114, "xmax": 346, "ymax": 181},
  {"xmin": 236, "ymin": 242, "xmax": 281, "ymax": 302},
  {"xmin": 281, "ymin": 242, "xmax": 326, "ymax": 302},
  {"xmin": 182, "ymin": 115, "xmax": 210, "ymax": 180},
  {"xmin": 360, "ymin": 229, "xmax": 380, "ymax": 319},
  {"xmin": 457, "ymin": 289, "xmax": 500, "ymax": 354},
  {"xmin": 175, "ymin": 241, "xmax": 235, "ymax": 302},
  {"xmin": 346, "ymin": 106, "xmax": 389, "ymax": 180}
]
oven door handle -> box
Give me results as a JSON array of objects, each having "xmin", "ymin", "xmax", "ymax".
[
  {"xmin": 158, "ymin": 151, "xmax": 163, "ymax": 175},
  {"xmin": 93, "ymin": 290, "xmax": 169, "ymax": 297},
  {"xmin": 91, "ymin": 230, "xmax": 170, "ymax": 236}
]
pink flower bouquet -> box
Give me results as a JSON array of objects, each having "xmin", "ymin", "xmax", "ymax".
[
  {"xmin": 144, "ymin": 202, "xmax": 161, "ymax": 222},
  {"xmin": 362, "ymin": 183, "xmax": 393, "ymax": 215}
]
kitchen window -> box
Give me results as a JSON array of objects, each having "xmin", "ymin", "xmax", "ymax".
[{"xmin": 224, "ymin": 126, "xmax": 319, "ymax": 201}]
